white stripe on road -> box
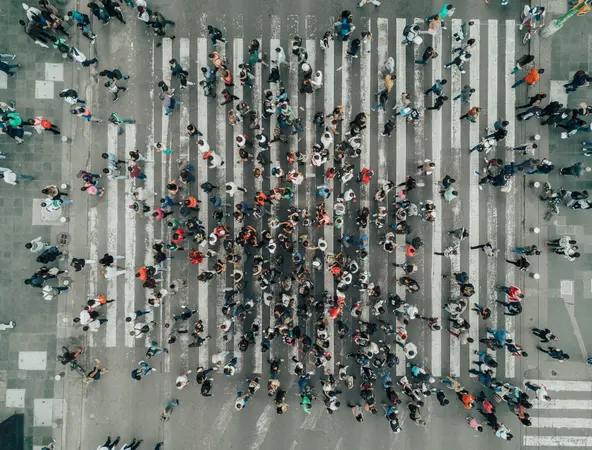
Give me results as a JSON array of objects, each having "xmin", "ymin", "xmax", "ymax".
[
  {"xmin": 179, "ymin": 37, "xmax": 191, "ymax": 370},
  {"xmin": 449, "ymin": 18, "xmax": 462, "ymax": 377},
  {"xmin": 124, "ymin": 124, "xmax": 137, "ymax": 348},
  {"xmin": 524, "ymin": 379, "xmax": 592, "ymax": 392},
  {"xmin": 486, "ymin": 19, "xmax": 498, "ymax": 376},
  {"xmin": 161, "ymin": 38, "xmax": 173, "ymax": 374},
  {"xmin": 467, "ymin": 19, "xmax": 480, "ymax": 372},
  {"xmin": 214, "ymin": 42, "xmax": 228, "ymax": 356},
  {"xmin": 359, "ymin": 17, "xmax": 371, "ymax": 324},
  {"xmin": 249, "ymin": 403, "xmax": 274, "ymax": 450},
  {"xmin": 87, "ymin": 207, "xmax": 98, "ymax": 347},
  {"xmin": 523, "ymin": 436, "xmax": 592, "ymax": 447},
  {"xmin": 322, "ymin": 32, "xmax": 336, "ymax": 371},
  {"xmin": 105, "ymin": 124, "xmax": 119, "ymax": 348},
  {"xmin": 430, "ymin": 30, "xmax": 443, "ymax": 377},
  {"xmin": 232, "ymin": 38, "xmax": 244, "ymax": 373},
  {"xmin": 395, "ymin": 18, "xmax": 407, "ymax": 377},
  {"xmin": 504, "ymin": 19, "xmax": 516, "ymax": 379},
  {"xmin": 529, "ymin": 417, "xmax": 592, "ymax": 428},
  {"xmin": 531, "ymin": 399, "xmax": 592, "ymax": 410},
  {"xmin": 196, "ymin": 37, "xmax": 210, "ymax": 369}
]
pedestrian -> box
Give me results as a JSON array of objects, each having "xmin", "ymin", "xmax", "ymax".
[
  {"xmin": 444, "ymin": 52, "xmax": 470, "ymax": 73},
  {"xmin": 381, "ymin": 117, "xmax": 396, "ymax": 137},
  {"xmin": 512, "ymin": 68, "xmax": 544, "ymax": 89},
  {"xmin": 41, "ymin": 198, "xmax": 73, "ymax": 212},
  {"xmin": 517, "ymin": 106, "xmax": 541, "ymax": 121},
  {"xmin": 59, "ymin": 88, "xmax": 86, "ymax": 105},
  {"xmin": 128, "ymin": 162, "xmax": 147, "ymax": 180},
  {"xmin": 470, "ymin": 242, "xmax": 498, "ymax": 257},
  {"xmin": 510, "ymin": 54, "xmax": 535, "ymax": 74},
  {"xmin": 505, "ymin": 256, "xmax": 530, "ymax": 271},
  {"xmin": 32, "ymin": 116, "xmax": 61, "ymax": 135},
  {"xmin": 96, "ymin": 436, "xmax": 120, "ymax": 450},
  {"xmin": 532, "ymin": 327, "xmax": 558, "ymax": 343},
  {"xmin": 0, "ymin": 55, "xmax": 22, "ymax": 77},
  {"xmin": 120, "ymin": 439, "xmax": 143, "ymax": 450},
  {"xmin": 415, "ymin": 46, "xmax": 438, "ymax": 65},
  {"xmin": 0, "ymin": 168, "xmax": 34, "ymax": 184},
  {"xmin": 560, "ymin": 162, "xmax": 590, "ymax": 177},
  {"xmin": 440, "ymin": 185, "xmax": 458, "ymax": 202},
  {"xmin": 512, "ymin": 141, "xmax": 538, "ymax": 156},
  {"xmin": 207, "ymin": 25, "xmax": 227, "ymax": 46},
  {"xmin": 460, "ymin": 106, "xmax": 480, "ymax": 122},
  {"xmin": 70, "ymin": 105, "xmax": 102, "ymax": 123},
  {"xmin": 347, "ymin": 38, "xmax": 361, "ymax": 58},
  {"xmin": 453, "ymin": 85, "xmax": 475, "ymax": 103},
  {"xmin": 146, "ymin": 341, "xmax": 169, "ymax": 359},
  {"xmin": 70, "ymin": 47, "xmax": 98, "ymax": 67},
  {"xmin": 425, "ymin": 79, "xmax": 447, "ymax": 96},
  {"xmin": 524, "ymin": 382, "xmax": 551, "ymax": 401},
  {"xmin": 564, "ymin": 70, "xmax": 591, "ymax": 93},
  {"xmin": 40, "ymin": 439, "xmax": 56, "ymax": 450},
  {"xmin": 516, "ymin": 92, "xmax": 546, "ymax": 109},
  {"xmin": 427, "ymin": 95, "xmax": 448, "ymax": 111},
  {"xmin": 85, "ymin": 358, "xmax": 108, "ymax": 384},
  {"xmin": 71, "ymin": 257, "xmax": 95, "ymax": 272},
  {"xmin": 126, "ymin": 310, "xmax": 151, "ymax": 322},
  {"xmin": 537, "ymin": 346, "xmax": 569, "ymax": 361},
  {"xmin": 105, "ymin": 80, "xmax": 127, "ymax": 101}
]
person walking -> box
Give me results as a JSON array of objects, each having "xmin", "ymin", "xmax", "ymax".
[
  {"xmin": 208, "ymin": 25, "xmax": 227, "ymax": 46},
  {"xmin": 425, "ymin": 79, "xmax": 447, "ymax": 96},
  {"xmin": 444, "ymin": 52, "xmax": 471, "ymax": 73},
  {"xmin": 70, "ymin": 105, "xmax": 102, "ymax": 122},
  {"xmin": 70, "ymin": 47, "xmax": 98, "ymax": 67},
  {"xmin": 71, "ymin": 257, "xmax": 96, "ymax": 272},
  {"xmin": 427, "ymin": 95, "xmax": 448, "ymax": 111},
  {"xmin": 121, "ymin": 439, "xmax": 143, "ymax": 450},
  {"xmin": 537, "ymin": 346, "xmax": 570, "ymax": 361},
  {"xmin": 85, "ymin": 358, "xmax": 108, "ymax": 384},
  {"xmin": 512, "ymin": 67, "xmax": 544, "ymax": 89},
  {"xmin": 453, "ymin": 85, "xmax": 475, "ymax": 103},
  {"xmin": 510, "ymin": 54, "xmax": 535, "ymax": 74},
  {"xmin": 41, "ymin": 198, "xmax": 73, "ymax": 212},
  {"xmin": 516, "ymin": 92, "xmax": 546, "ymax": 109},
  {"xmin": 0, "ymin": 168, "xmax": 34, "ymax": 184},
  {"xmin": 564, "ymin": 70, "xmax": 591, "ymax": 93},
  {"xmin": 532, "ymin": 327, "xmax": 558, "ymax": 343},
  {"xmin": 559, "ymin": 162, "xmax": 590, "ymax": 177},
  {"xmin": 505, "ymin": 256, "xmax": 530, "ymax": 271},
  {"xmin": 96, "ymin": 436, "xmax": 120, "ymax": 450},
  {"xmin": 0, "ymin": 55, "xmax": 22, "ymax": 77},
  {"xmin": 415, "ymin": 46, "xmax": 438, "ymax": 65}
]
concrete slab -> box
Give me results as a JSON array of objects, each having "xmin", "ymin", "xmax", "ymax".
[
  {"xmin": 561, "ymin": 280, "xmax": 574, "ymax": 296},
  {"xmin": 549, "ymin": 80, "xmax": 568, "ymax": 109},
  {"xmin": 32, "ymin": 198, "xmax": 63, "ymax": 226},
  {"xmin": 33, "ymin": 398, "xmax": 63, "ymax": 427},
  {"xmin": 44, "ymin": 63, "xmax": 64, "ymax": 82},
  {"xmin": 18, "ymin": 351, "xmax": 47, "ymax": 371},
  {"xmin": 546, "ymin": 0, "xmax": 568, "ymax": 14},
  {"xmin": 35, "ymin": 80, "xmax": 54, "ymax": 100},
  {"xmin": 0, "ymin": 72, "xmax": 6, "ymax": 90},
  {"xmin": 5, "ymin": 389, "xmax": 25, "ymax": 408}
]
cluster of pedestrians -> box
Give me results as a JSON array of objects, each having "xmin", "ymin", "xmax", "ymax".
[{"xmin": 9, "ymin": 0, "xmax": 592, "ymax": 447}]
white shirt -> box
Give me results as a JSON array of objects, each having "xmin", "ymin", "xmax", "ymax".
[
  {"xmin": 44, "ymin": 199, "xmax": 62, "ymax": 211},
  {"xmin": 225, "ymin": 182, "xmax": 238, "ymax": 197},
  {"xmin": 103, "ymin": 266, "xmax": 119, "ymax": 279},
  {"xmin": 28, "ymin": 237, "xmax": 47, "ymax": 252},
  {"xmin": 208, "ymin": 152, "xmax": 223, "ymax": 168},
  {"xmin": 197, "ymin": 140, "xmax": 210, "ymax": 154},
  {"xmin": 0, "ymin": 168, "xmax": 17, "ymax": 185}
]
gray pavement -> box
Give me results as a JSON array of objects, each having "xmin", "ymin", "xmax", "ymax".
[{"xmin": 0, "ymin": 0, "xmax": 592, "ymax": 449}]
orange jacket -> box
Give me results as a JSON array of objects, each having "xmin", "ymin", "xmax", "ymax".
[
  {"xmin": 185, "ymin": 196, "xmax": 199, "ymax": 208},
  {"xmin": 136, "ymin": 267, "xmax": 148, "ymax": 280},
  {"xmin": 524, "ymin": 68, "xmax": 540, "ymax": 85}
]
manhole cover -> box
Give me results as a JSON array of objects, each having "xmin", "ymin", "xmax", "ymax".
[{"xmin": 57, "ymin": 232, "xmax": 70, "ymax": 246}]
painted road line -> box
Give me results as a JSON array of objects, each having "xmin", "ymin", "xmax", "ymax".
[
  {"xmin": 523, "ymin": 436, "xmax": 592, "ymax": 447},
  {"xmin": 359, "ymin": 17, "xmax": 371, "ymax": 324},
  {"xmin": 395, "ymin": 18, "xmax": 407, "ymax": 377},
  {"xmin": 430, "ymin": 30, "xmax": 443, "ymax": 377},
  {"xmin": 529, "ymin": 417, "xmax": 592, "ymax": 428},
  {"xmin": 196, "ymin": 36, "xmax": 210, "ymax": 369},
  {"xmin": 87, "ymin": 207, "xmax": 98, "ymax": 347},
  {"xmin": 232, "ymin": 38, "xmax": 245, "ymax": 373},
  {"xmin": 449, "ymin": 18, "xmax": 462, "ymax": 377},
  {"xmin": 124, "ymin": 125, "xmax": 137, "ymax": 348},
  {"xmin": 323, "ymin": 30, "xmax": 336, "ymax": 370},
  {"xmin": 214, "ymin": 41, "xmax": 227, "ymax": 357},
  {"xmin": 524, "ymin": 379, "xmax": 592, "ymax": 392},
  {"xmin": 504, "ymin": 19, "xmax": 516, "ymax": 379},
  {"xmin": 178, "ymin": 37, "xmax": 191, "ymax": 370},
  {"xmin": 249, "ymin": 403, "xmax": 275, "ymax": 450},
  {"xmin": 161, "ymin": 37, "xmax": 173, "ymax": 373},
  {"xmin": 486, "ymin": 19, "xmax": 499, "ymax": 376},
  {"xmin": 105, "ymin": 124, "xmax": 119, "ymax": 348},
  {"xmin": 467, "ymin": 19, "xmax": 480, "ymax": 371},
  {"xmin": 531, "ymin": 399, "xmax": 592, "ymax": 410}
]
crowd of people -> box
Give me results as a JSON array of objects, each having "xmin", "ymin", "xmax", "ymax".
[{"xmin": 6, "ymin": 1, "xmax": 591, "ymax": 449}]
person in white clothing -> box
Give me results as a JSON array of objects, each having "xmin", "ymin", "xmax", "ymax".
[
  {"xmin": 310, "ymin": 71, "xmax": 323, "ymax": 90},
  {"xmin": 100, "ymin": 265, "xmax": 126, "ymax": 279},
  {"xmin": 175, "ymin": 370, "xmax": 192, "ymax": 389},
  {"xmin": 120, "ymin": 438, "xmax": 143, "ymax": 450},
  {"xmin": 272, "ymin": 46, "xmax": 288, "ymax": 67},
  {"xmin": 525, "ymin": 382, "xmax": 551, "ymax": 401},
  {"xmin": 358, "ymin": 0, "xmax": 381, "ymax": 6},
  {"xmin": 197, "ymin": 139, "xmax": 210, "ymax": 154},
  {"xmin": 225, "ymin": 182, "xmax": 247, "ymax": 197},
  {"xmin": 25, "ymin": 236, "xmax": 51, "ymax": 252},
  {"xmin": 207, "ymin": 152, "xmax": 224, "ymax": 168},
  {"xmin": 0, "ymin": 167, "xmax": 34, "ymax": 184}
]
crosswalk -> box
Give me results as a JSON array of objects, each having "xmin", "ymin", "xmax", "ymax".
[
  {"xmin": 78, "ymin": 13, "xmax": 526, "ymax": 384},
  {"xmin": 523, "ymin": 380, "xmax": 592, "ymax": 447}
]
